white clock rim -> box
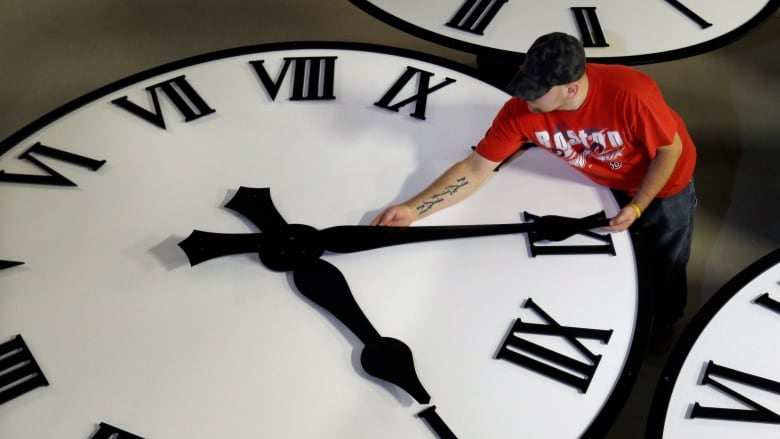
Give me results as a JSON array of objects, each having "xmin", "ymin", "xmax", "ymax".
[
  {"xmin": 348, "ymin": 0, "xmax": 780, "ymax": 65},
  {"xmin": 646, "ymin": 247, "xmax": 780, "ymax": 438}
]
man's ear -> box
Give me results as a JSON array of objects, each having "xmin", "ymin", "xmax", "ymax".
[{"xmin": 566, "ymin": 83, "xmax": 579, "ymax": 97}]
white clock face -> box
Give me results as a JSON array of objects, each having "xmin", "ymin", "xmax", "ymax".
[
  {"xmin": 1, "ymin": 42, "xmax": 642, "ymax": 438},
  {"xmin": 349, "ymin": 0, "xmax": 779, "ymax": 63},
  {"xmin": 648, "ymin": 249, "xmax": 780, "ymax": 438}
]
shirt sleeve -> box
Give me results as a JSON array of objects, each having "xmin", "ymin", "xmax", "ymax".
[
  {"xmin": 475, "ymin": 98, "xmax": 527, "ymax": 162},
  {"xmin": 631, "ymin": 84, "xmax": 679, "ymax": 158}
]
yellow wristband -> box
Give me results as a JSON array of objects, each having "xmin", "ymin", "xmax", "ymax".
[{"xmin": 628, "ymin": 202, "xmax": 642, "ymax": 218}]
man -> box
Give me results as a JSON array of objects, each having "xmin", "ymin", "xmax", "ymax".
[{"xmin": 371, "ymin": 32, "xmax": 697, "ymax": 353}]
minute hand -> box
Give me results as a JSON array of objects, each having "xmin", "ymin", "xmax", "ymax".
[{"xmin": 321, "ymin": 212, "xmax": 610, "ymax": 253}]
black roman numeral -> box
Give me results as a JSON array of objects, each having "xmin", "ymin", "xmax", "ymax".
[
  {"xmin": 0, "ymin": 142, "xmax": 106, "ymax": 187},
  {"xmin": 374, "ymin": 67, "xmax": 456, "ymax": 120},
  {"xmin": 250, "ymin": 56, "xmax": 337, "ymax": 101},
  {"xmin": 571, "ymin": 7, "xmax": 609, "ymax": 48},
  {"xmin": 90, "ymin": 422, "xmax": 145, "ymax": 439},
  {"xmin": 496, "ymin": 298, "xmax": 613, "ymax": 393},
  {"xmin": 523, "ymin": 211, "xmax": 615, "ymax": 256},
  {"xmin": 111, "ymin": 75, "xmax": 216, "ymax": 129},
  {"xmin": 664, "ymin": 0, "xmax": 712, "ymax": 28},
  {"xmin": 417, "ymin": 405, "xmax": 457, "ymax": 439},
  {"xmin": 446, "ymin": 0, "xmax": 508, "ymax": 35},
  {"xmin": 755, "ymin": 292, "xmax": 780, "ymax": 315},
  {"xmin": 690, "ymin": 361, "xmax": 780, "ymax": 424},
  {"xmin": 0, "ymin": 335, "xmax": 49, "ymax": 406}
]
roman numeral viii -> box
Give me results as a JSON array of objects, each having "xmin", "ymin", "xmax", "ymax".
[
  {"xmin": 111, "ymin": 75, "xmax": 216, "ymax": 129},
  {"xmin": 250, "ymin": 56, "xmax": 337, "ymax": 101},
  {"xmin": 496, "ymin": 298, "xmax": 613, "ymax": 393}
]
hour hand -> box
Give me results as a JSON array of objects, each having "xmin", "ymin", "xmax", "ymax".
[
  {"xmin": 293, "ymin": 258, "xmax": 431, "ymax": 404},
  {"xmin": 320, "ymin": 212, "xmax": 610, "ymax": 253}
]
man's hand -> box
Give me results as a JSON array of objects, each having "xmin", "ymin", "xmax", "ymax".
[
  {"xmin": 370, "ymin": 204, "xmax": 416, "ymax": 227},
  {"xmin": 604, "ymin": 204, "xmax": 640, "ymax": 232}
]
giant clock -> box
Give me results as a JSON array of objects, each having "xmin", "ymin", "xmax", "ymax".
[
  {"xmin": 0, "ymin": 42, "xmax": 646, "ymax": 438},
  {"xmin": 647, "ymin": 248, "xmax": 780, "ymax": 438},
  {"xmin": 349, "ymin": 0, "xmax": 779, "ymax": 64}
]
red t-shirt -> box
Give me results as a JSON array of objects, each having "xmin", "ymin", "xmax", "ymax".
[{"xmin": 475, "ymin": 64, "xmax": 696, "ymax": 197}]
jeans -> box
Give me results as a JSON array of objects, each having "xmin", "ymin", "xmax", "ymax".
[{"xmin": 612, "ymin": 180, "xmax": 697, "ymax": 328}]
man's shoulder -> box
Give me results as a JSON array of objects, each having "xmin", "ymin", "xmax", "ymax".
[{"xmin": 588, "ymin": 63, "xmax": 658, "ymax": 97}]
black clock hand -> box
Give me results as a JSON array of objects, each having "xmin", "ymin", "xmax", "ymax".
[
  {"xmin": 294, "ymin": 258, "xmax": 430, "ymax": 403},
  {"xmin": 183, "ymin": 187, "xmax": 610, "ymax": 264},
  {"xmin": 320, "ymin": 212, "xmax": 609, "ymax": 253},
  {"xmin": 179, "ymin": 187, "xmax": 431, "ymax": 404}
]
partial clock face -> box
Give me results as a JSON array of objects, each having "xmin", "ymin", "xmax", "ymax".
[
  {"xmin": 647, "ymin": 248, "xmax": 780, "ymax": 439},
  {"xmin": 349, "ymin": 0, "xmax": 779, "ymax": 63},
  {"xmin": 1, "ymin": 42, "xmax": 644, "ymax": 438}
]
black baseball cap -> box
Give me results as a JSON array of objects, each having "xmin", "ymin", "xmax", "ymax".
[{"xmin": 507, "ymin": 33, "xmax": 586, "ymax": 101}]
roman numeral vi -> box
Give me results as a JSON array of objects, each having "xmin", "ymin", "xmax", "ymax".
[{"xmin": 0, "ymin": 142, "xmax": 105, "ymax": 187}]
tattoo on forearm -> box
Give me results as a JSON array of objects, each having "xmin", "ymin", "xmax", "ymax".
[{"xmin": 415, "ymin": 177, "xmax": 470, "ymax": 214}]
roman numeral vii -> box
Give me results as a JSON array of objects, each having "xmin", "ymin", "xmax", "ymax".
[{"xmin": 111, "ymin": 75, "xmax": 216, "ymax": 129}]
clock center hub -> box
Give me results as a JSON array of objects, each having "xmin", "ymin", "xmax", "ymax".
[{"xmin": 258, "ymin": 224, "xmax": 324, "ymax": 271}]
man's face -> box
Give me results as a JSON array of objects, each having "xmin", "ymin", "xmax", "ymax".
[{"xmin": 526, "ymin": 85, "xmax": 568, "ymax": 113}]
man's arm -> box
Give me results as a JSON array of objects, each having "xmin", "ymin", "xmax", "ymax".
[
  {"xmin": 370, "ymin": 151, "xmax": 501, "ymax": 226},
  {"xmin": 606, "ymin": 132, "xmax": 683, "ymax": 231}
]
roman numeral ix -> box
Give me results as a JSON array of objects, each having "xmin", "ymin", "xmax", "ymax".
[
  {"xmin": 374, "ymin": 66, "xmax": 456, "ymax": 120},
  {"xmin": 496, "ymin": 298, "xmax": 613, "ymax": 393}
]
